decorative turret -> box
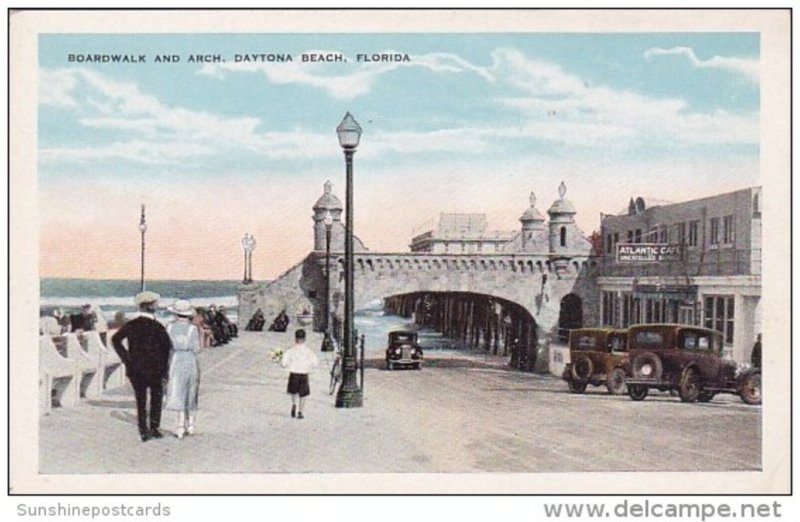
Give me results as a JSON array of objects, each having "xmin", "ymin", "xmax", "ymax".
[
  {"xmin": 313, "ymin": 180, "xmax": 343, "ymax": 251},
  {"xmin": 519, "ymin": 191, "xmax": 545, "ymax": 250},
  {"xmin": 547, "ymin": 181, "xmax": 579, "ymax": 254}
]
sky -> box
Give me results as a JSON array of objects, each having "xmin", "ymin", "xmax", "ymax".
[{"xmin": 38, "ymin": 32, "xmax": 760, "ymax": 280}]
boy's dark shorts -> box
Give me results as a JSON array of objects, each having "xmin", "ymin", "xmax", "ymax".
[{"xmin": 287, "ymin": 373, "xmax": 310, "ymax": 397}]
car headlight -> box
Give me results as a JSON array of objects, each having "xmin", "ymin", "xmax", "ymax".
[
  {"xmin": 641, "ymin": 364, "xmax": 652, "ymax": 376},
  {"xmin": 395, "ymin": 348, "xmax": 401, "ymax": 355}
]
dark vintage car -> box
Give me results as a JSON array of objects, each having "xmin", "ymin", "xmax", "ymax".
[
  {"xmin": 625, "ymin": 324, "xmax": 761, "ymax": 405},
  {"xmin": 385, "ymin": 330, "xmax": 423, "ymax": 370},
  {"xmin": 562, "ymin": 328, "xmax": 629, "ymax": 394}
]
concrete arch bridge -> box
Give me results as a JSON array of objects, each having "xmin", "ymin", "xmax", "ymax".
[{"xmin": 239, "ymin": 251, "xmax": 599, "ymax": 371}]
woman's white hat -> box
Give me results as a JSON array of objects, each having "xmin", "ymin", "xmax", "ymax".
[{"xmin": 169, "ymin": 299, "xmax": 195, "ymax": 317}]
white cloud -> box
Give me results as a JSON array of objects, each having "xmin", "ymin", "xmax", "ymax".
[
  {"xmin": 644, "ymin": 46, "xmax": 759, "ymax": 83},
  {"xmin": 198, "ymin": 49, "xmax": 496, "ymax": 100},
  {"xmin": 39, "ymin": 140, "xmax": 213, "ymax": 164},
  {"xmin": 38, "ymin": 68, "xmax": 298, "ymax": 164},
  {"xmin": 491, "ymin": 48, "xmax": 757, "ymax": 147},
  {"xmin": 39, "ymin": 69, "xmax": 78, "ymax": 107}
]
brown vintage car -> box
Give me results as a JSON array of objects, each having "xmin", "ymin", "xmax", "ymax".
[
  {"xmin": 562, "ymin": 328, "xmax": 629, "ymax": 395},
  {"xmin": 625, "ymin": 324, "xmax": 761, "ymax": 405}
]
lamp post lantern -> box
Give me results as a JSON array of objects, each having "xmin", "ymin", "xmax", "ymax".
[
  {"xmin": 241, "ymin": 234, "xmax": 257, "ymax": 283},
  {"xmin": 321, "ymin": 211, "xmax": 335, "ymax": 352},
  {"xmin": 139, "ymin": 204, "xmax": 147, "ymax": 292},
  {"xmin": 335, "ymin": 112, "xmax": 364, "ymax": 408}
]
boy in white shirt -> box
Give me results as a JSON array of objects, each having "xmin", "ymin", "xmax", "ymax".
[{"xmin": 280, "ymin": 329, "xmax": 319, "ymax": 419}]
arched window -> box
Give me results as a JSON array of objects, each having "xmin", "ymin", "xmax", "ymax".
[{"xmin": 560, "ymin": 226, "xmax": 567, "ymax": 247}]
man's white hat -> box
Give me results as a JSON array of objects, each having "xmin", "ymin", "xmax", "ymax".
[
  {"xmin": 134, "ymin": 291, "xmax": 161, "ymax": 306},
  {"xmin": 169, "ymin": 299, "xmax": 195, "ymax": 317}
]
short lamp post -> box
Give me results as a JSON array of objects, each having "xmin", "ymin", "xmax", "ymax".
[
  {"xmin": 241, "ymin": 234, "xmax": 257, "ymax": 283},
  {"xmin": 139, "ymin": 204, "xmax": 147, "ymax": 292},
  {"xmin": 335, "ymin": 112, "xmax": 364, "ymax": 408},
  {"xmin": 241, "ymin": 233, "xmax": 250, "ymax": 283},
  {"xmin": 321, "ymin": 211, "xmax": 335, "ymax": 352},
  {"xmin": 249, "ymin": 236, "xmax": 256, "ymax": 282}
]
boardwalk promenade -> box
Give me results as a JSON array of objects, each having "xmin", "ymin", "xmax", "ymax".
[{"xmin": 40, "ymin": 330, "xmax": 761, "ymax": 478}]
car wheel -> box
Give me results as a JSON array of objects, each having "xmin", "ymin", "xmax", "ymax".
[
  {"xmin": 740, "ymin": 372, "xmax": 761, "ymax": 405},
  {"xmin": 628, "ymin": 384, "xmax": 648, "ymax": 401},
  {"xmin": 606, "ymin": 368, "xmax": 626, "ymax": 395},
  {"xmin": 678, "ymin": 367, "xmax": 701, "ymax": 403},
  {"xmin": 571, "ymin": 355, "xmax": 594, "ymax": 383},
  {"xmin": 698, "ymin": 391, "xmax": 716, "ymax": 403},
  {"xmin": 568, "ymin": 380, "xmax": 587, "ymax": 394},
  {"xmin": 631, "ymin": 352, "xmax": 663, "ymax": 381}
]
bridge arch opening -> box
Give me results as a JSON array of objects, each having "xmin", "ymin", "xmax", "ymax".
[
  {"xmin": 558, "ymin": 293, "xmax": 584, "ymax": 342},
  {"xmin": 384, "ymin": 291, "xmax": 539, "ymax": 371}
]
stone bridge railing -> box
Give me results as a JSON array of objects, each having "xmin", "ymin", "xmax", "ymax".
[{"xmin": 332, "ymin": 252, "xmax": 599, "ymax": 277}]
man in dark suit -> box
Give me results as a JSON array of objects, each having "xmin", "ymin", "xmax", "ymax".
[{"xmin": 112, "ymin": 291, "xmax": 172, "ymax": 442}]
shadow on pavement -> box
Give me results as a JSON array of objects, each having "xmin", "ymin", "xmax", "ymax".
[
  {"xmin": 109, "ymin": 410, "xmax": 137, "ymax": 425},
  {"xmin": 87, "ymin": 399, "xmax": 136, "ymax": 408},
  {"xmin": 362, "ymin": 356, "xmax": 513, "ymax": 371}
]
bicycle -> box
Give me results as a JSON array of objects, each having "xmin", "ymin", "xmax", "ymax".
[{"xmin": 328, "ymin": 348, "xmax": 343, "ymax": 395}]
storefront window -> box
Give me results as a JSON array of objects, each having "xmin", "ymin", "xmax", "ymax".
[{"xmin": 704, "ymin": 295, "xmax": 734, "ymax": 345}]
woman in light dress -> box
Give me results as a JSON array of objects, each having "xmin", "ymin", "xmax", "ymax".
[{"xmin": 165, "ymin": 299, "xmax": 201, "ymax": 439}]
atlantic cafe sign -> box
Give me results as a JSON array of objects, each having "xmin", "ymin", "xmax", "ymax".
[{"xmin": 616, "ymin": 243, "xmax": 684, "ymax": 264}]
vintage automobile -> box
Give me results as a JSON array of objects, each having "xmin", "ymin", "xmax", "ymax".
[
  {"xmin": 625, "ymin": 323, "xmax": 761, "ymax": 405},
  {"xmin": 385, "ymin": 330, "xmax": 424, "ymax": 370},
  {"xmin": 562, "ymin": 328, "xmax": 630, "ymax": 394}
]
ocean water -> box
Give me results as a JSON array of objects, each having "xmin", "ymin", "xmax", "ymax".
[
  {"xmin": 40, "ymin": 278, "xmax": 240, "ymax": 321},
  {"xmin": 39, "ymin": 279, "xmax": 461, "ymax": 352}
]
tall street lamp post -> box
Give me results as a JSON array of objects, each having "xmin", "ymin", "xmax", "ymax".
[
  {"xmin": 335, "ymin": 112, "xmax": 364, "ymax": 408},
  {"xmin": 321, "ymin": 211, "xmax": 334, "ymax": 352},
  {"xmin": 139, "ymin": 204, "xmax": 147, "ymax": 292}
]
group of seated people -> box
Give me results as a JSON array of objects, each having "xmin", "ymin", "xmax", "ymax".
[
  {"xmin": 193, "ymin": 305, "xmax": 238, "ymax": 347},
  {"xmin": 244, "ymin": 309, "xmax": 290, "ymax": 332},
  {"xmin": 40, "ymin": 304, "xmax": 109, "ymax": 344}
]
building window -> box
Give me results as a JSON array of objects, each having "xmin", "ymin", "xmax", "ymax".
[
  {"xmin": 634, "ymin": 229, "xmax": 642, "ymax": 243},
  {"xmin": 723, "ymin": 215, "xmax": 734, "ymax": 244},
  {"xmin": 688, "ymin": 220, "xmax": 699, "ymax": 247},
  {"xmin": 560, "ymin": 226, "xmax": 567, "ymax": 247},
  {"xmin": 627, "ymin": 230, "xmax": 633, "ymax": 243},
  {"xmin": 677, "ymin": 222, "xmax": 686, "ymax": 245},
  {"xmin": 613, "ymin": 232, "xmax": 619, "ymax": 246},
  {"xmin": 606, "ymin": 234, "xmax": 613, "ymax": 254},
  {"xmin": 679, "ymin": 305, "xmax": 696, "ymax": 326},
  {"xmin": 704, "ymin": 295, "xmax": 734, "ymax": 345},
  {"xmin": 709, "ymin": 217, "xmax": 720, "ymax": 245},
  {"xmin": 621, "ymin": 293, "xmax": 633, "ymax": 327},
  {"xmin": 602, "ymin": 292, "xmax": 617, "ymax": 326},
  {"xmin": 753, "ymin": 193, "xmax": 760, "ymax": 218},
  {"xmin": 659, "ymin": 225, "xmax": 667, "ymax": 243}
]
